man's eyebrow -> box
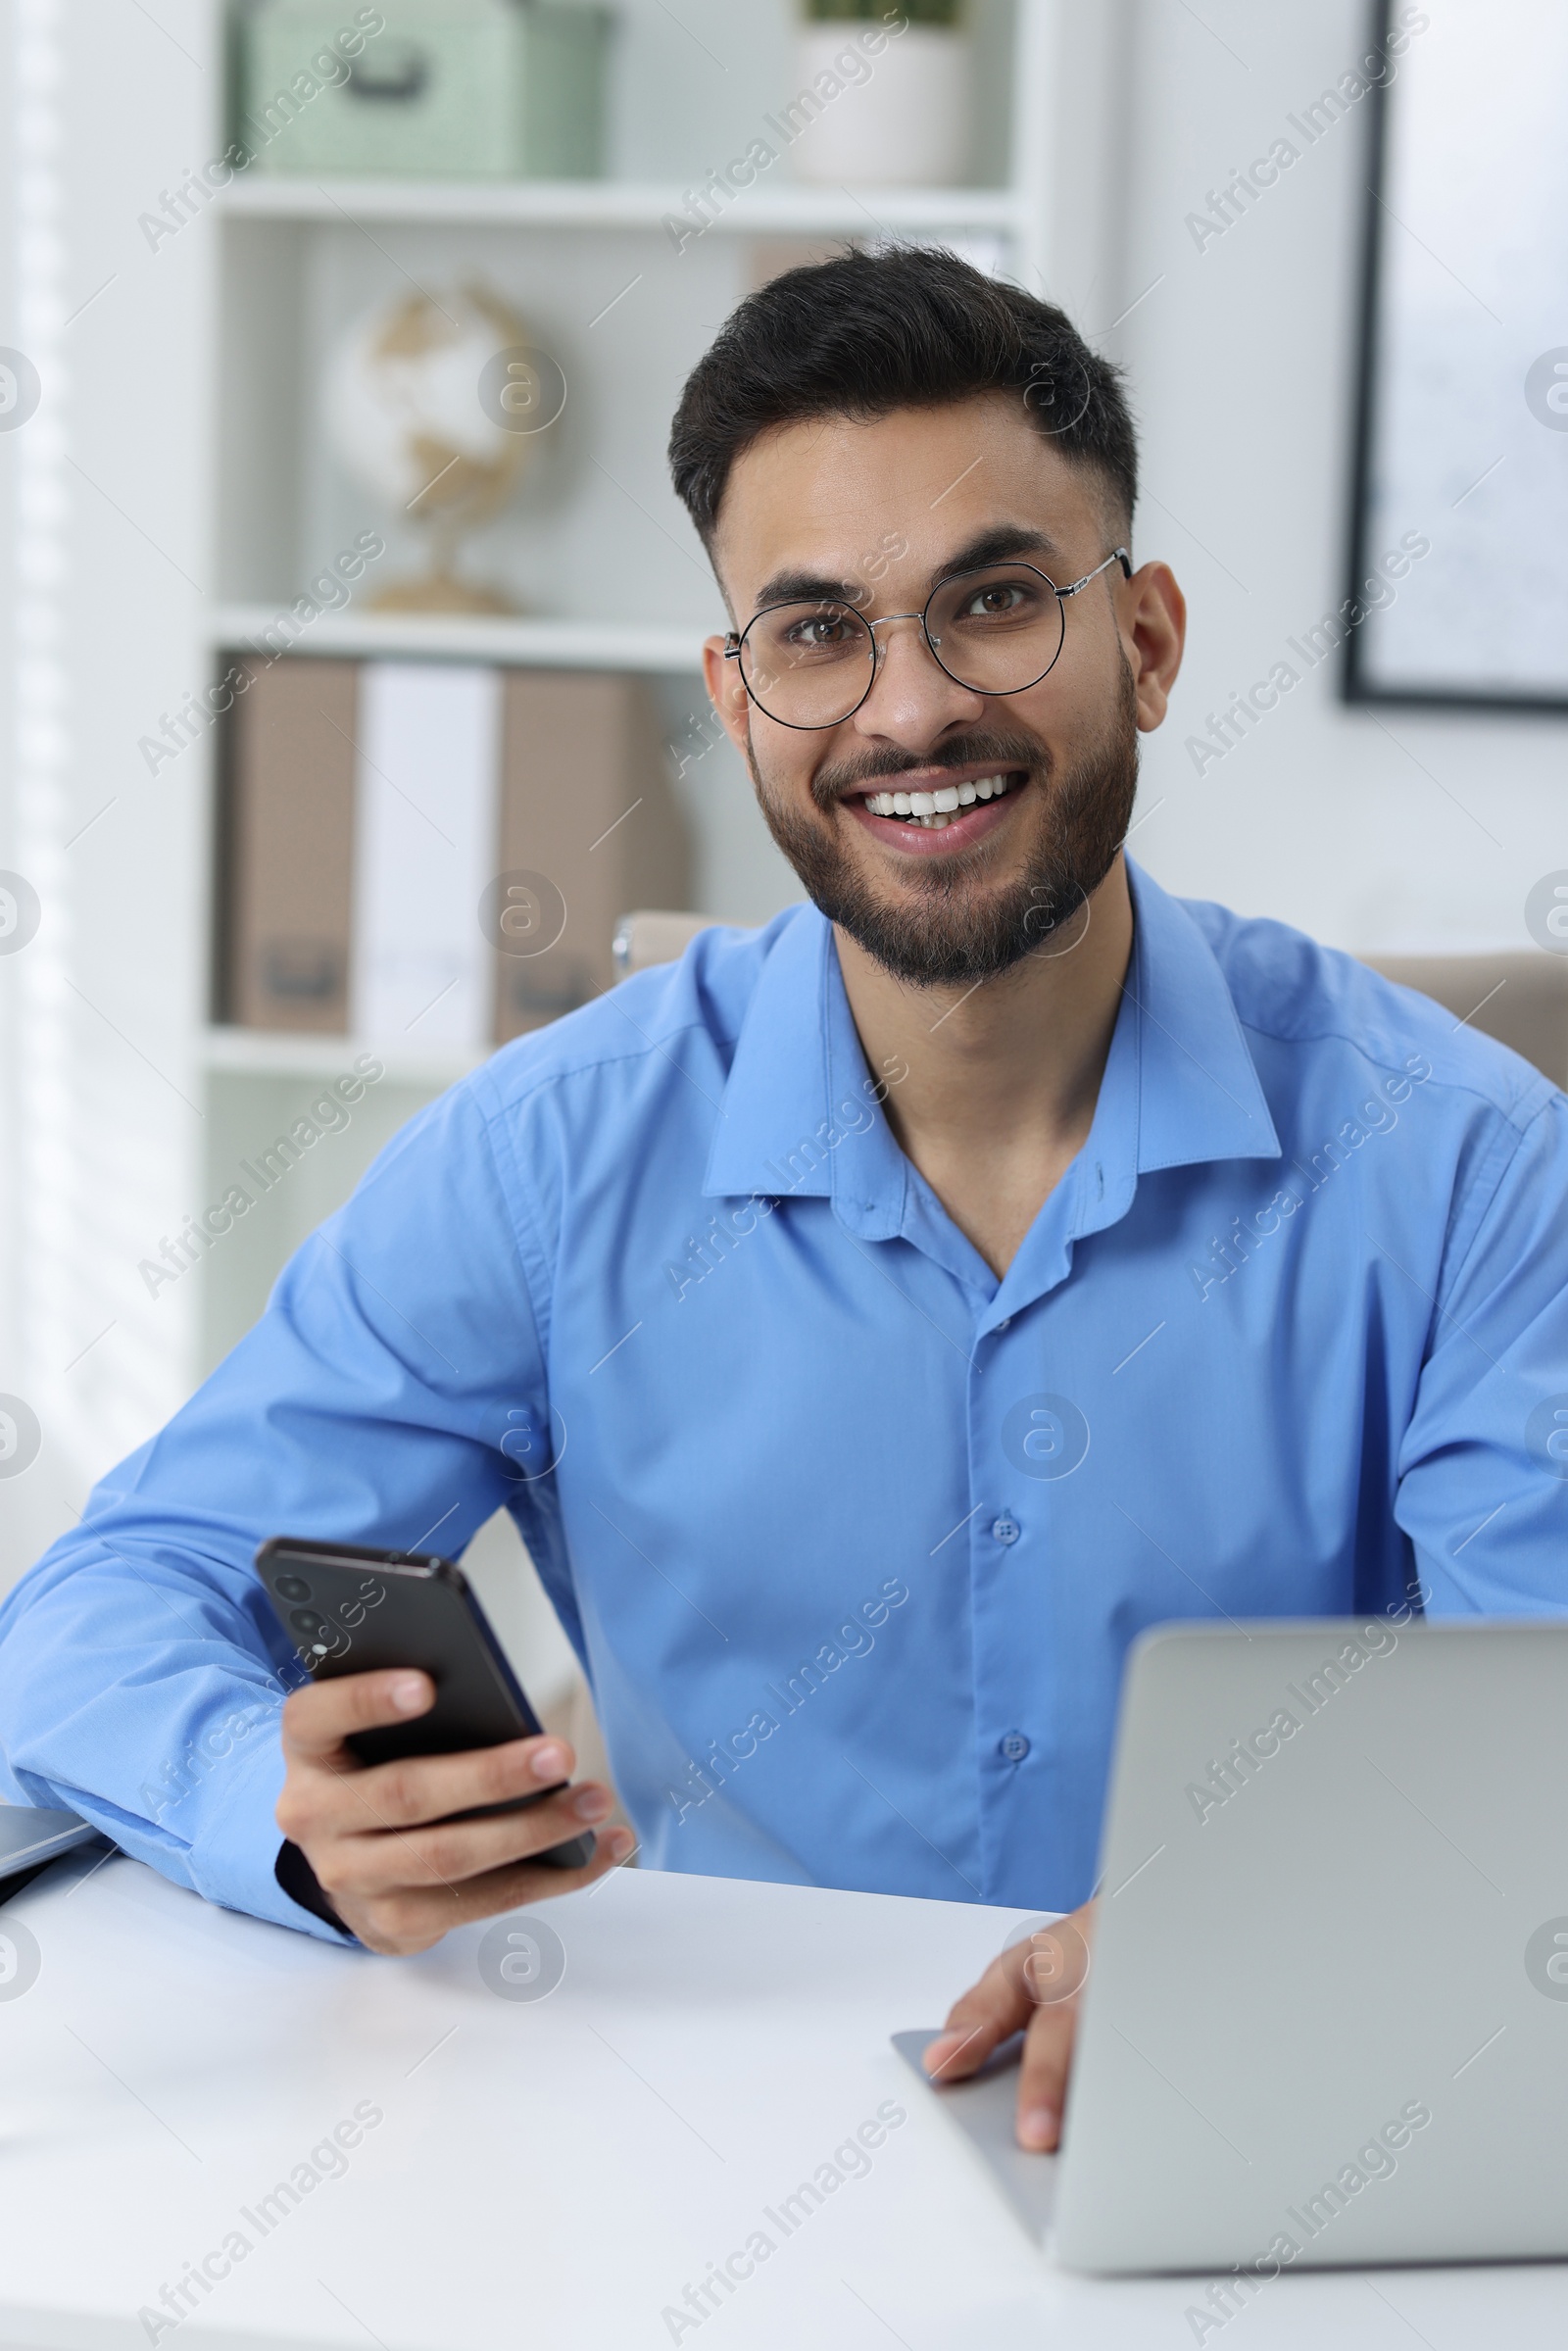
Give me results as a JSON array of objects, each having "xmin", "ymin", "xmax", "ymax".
[
  {"xmin": 937, "ymin": 523, "xmax": 1064, "ymax": 575},
  {"xmin": 748, "ymin": 524, "xmax": 1068, "ymax": 617},
  {"xmin": 752, "ymin": 563, "xmax": 862, "ymax": 610}
]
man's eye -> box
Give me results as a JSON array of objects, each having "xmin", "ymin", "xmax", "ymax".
[
  {"xmin": 788, "ymin": 614, "xmax": 852, "ymax": 648},
  {"xmin": 963, "ymin": 584, "xmax": 1027, "ymax": 617}
]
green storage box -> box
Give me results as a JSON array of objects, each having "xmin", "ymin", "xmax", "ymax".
[{"xmin": 238, "ymin": 0, "xmax": 611, "ymax": 178}]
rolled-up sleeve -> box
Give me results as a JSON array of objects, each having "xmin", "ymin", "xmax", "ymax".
[{"xmin": 0, "ymin": 1075, "xmax": 556, "ymax": 1937}]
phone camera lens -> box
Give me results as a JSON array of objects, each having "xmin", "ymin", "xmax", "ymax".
[
  {"xmin": 289, "ymin": 1608, "xmax": 328, "ymax": 1638},
  {"xmin": 273, "ymin": 1575, "xmax": 312, "ymax": 1602}
]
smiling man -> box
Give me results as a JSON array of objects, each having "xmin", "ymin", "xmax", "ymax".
[{"xmin": 2, "ymin": 248, "xmax": 1565, "ymax": 2157}]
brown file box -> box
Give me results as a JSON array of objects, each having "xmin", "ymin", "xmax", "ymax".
[
  {"xmin": 222, "ymin": 658, "xmax": 358, "ymax": 1032},
  {"xmin": 219, "ymin": 658, "xmax": 690, "ymax": 1043},
  {"xmin": 493, "ymin": 671, "xmax": 691, "ymax": 1042}
]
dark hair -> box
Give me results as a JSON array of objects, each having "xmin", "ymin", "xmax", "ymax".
[{"xmin": 668, "ymin": 245, "xmax": 1138, "ymax": 547}]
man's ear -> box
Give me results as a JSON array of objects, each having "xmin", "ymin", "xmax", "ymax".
[
  {"xmin": 702, "ymin": 634, "xmax": 755, "ymax": 758},
  {"xmin": 1118, "ymin": 560, "xmax": 1186, "ymax": 732}
]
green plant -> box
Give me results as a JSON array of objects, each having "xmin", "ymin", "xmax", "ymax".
[{"xmin": 803, "ymin": 1, "xmax": 963, "ymax": 25}]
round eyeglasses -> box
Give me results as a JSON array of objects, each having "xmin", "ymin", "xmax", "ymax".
[{"xmin": 724, "ymin": 549, "xmax": 1131, "ymax": 732}]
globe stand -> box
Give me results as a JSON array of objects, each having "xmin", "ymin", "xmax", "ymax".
[
  {"xmin": 368, "ymin": 500, "xmax": 521, "ymax": 616},
  {"xmin": 369, "ymin": 569, "xmax": 519, "ymax": 616}
]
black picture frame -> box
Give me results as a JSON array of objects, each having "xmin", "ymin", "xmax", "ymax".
[{"xmin": 1343, "ymin": 0, "xmax": 1568, "ymax": 715}]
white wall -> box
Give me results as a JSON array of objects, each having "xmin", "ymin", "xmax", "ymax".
[
  {"xmin": 604, "ymin": 0, "xmax": 1568, "ymax": 955},
  {"xmin": 1088, "ymin": 0, "xmax": 1564, "ymax": 954}
]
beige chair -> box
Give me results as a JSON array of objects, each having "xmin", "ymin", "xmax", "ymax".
[
  {"xmin": 1362, "ymin": 954, "xmax": 1568, "ymax": 1091},
  {"xmin": 615, "ymin": 911, "xmax": 1568, "ymax": 1094},
  {"xmin": 612, "ymin": 907, "xmax": 720, "ymax": 977}
]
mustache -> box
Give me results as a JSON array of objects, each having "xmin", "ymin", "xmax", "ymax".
[{"xmin": 809, "ymin": 729, "xmax": 1049, "ymax": 811}]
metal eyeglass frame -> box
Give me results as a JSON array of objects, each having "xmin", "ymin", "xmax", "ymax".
[{"xmin": 723, "ymin": 548, "xmax": 1133, "ymax": 732}]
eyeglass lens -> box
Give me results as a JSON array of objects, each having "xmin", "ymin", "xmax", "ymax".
[{"xmin": 738, "ymin": 564, "xmax": 1068, "ymax": 728}]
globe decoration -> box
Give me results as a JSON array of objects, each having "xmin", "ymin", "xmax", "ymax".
[{"xmin": 321, "ymin": 281, "xmax": 561, "ymax": 614}]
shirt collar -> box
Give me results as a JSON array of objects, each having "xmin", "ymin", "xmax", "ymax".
[
  {"xmin": 1120, "ymin": 857, "xmax": 1281, "ymax": 1180},
  {"xmin": 703, "ymin": 906, "xmax": 907, "ymax": 1233},
  {"xmin": 702, "ymin": 860, "xmax": 1280, "ymax": 1225}
]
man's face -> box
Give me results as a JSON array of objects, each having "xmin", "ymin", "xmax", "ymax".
[{"xmin": 703, "ymin": 395, "xmax": 1168, "ymax": 988}]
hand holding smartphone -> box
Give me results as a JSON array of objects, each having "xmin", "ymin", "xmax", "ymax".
[{"xmin": 257, "ymin": 1538, "xmax": 631, "ymax": 1953}]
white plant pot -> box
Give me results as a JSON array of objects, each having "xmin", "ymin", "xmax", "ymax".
[{"xmin": 787, "ymin": 24, "xmax": 972, "ymax": 188}]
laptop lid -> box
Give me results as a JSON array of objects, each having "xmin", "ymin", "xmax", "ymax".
[{"xmin": 1054, "ymin": 1618, "xmax": 1568, "ymax": 2274}]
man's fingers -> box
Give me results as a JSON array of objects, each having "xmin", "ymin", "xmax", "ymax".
[
  {"xmin": 1015, "ymin": 1997, "xmax": 1077, "ymax": 2151},
  {"xmin": 1011, "ymin": 1906, "xmax": 1094, "ymax": 2146},
  {"xmin": 347, "ymin": 1823, "xmax": 637, "ymax": 1955},
  {"xmin": 922, "ymin": 1949, "xmax": 1032, "ymax": 2082},
  {"xmin": 330, "ymin": 1733, "xmax": 580, "ymax": 1831},
  {"xmin": 275, "ymin": 1666, "xmax": 637, "ymax": 1958},
  {"xmin": 318, "ymin": 1782, "xmax": 616, "ymax": 1898},
  {"xmin": 925, "ymin": 1906, "xmax": 1097, "ymax": 2131},
  {"xmin": 281, "ymin": 1668, "xmax": 433, "ymax": 1760}
]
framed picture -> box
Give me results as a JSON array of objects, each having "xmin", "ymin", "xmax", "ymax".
[{"xmin": 1346, "ymin": 0, "xmax": 1568, "ymax": 710}]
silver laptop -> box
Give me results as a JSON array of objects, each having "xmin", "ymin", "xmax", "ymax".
[
  {"xmin": 0, "ymin": 1805, "xmax": 103, "ymax": 1891},
  {"xmin": 898, "ymin": 1619, "xmax": 1568, "ymax": 2274}
]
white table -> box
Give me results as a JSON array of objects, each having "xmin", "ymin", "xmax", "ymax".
[{"xmin": 1, "ymin": 1849, "xmax": 1564, "ymax": 2349}]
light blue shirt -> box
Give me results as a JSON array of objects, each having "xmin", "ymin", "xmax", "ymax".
[{"xmin": 3, "ymin": 862, "xmax": 1566, "ymax": 1939}]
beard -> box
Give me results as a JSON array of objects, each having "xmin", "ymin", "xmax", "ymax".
[{"xmin": 748, "ymin": 656, "xmax": 1141, "ymax": 989}]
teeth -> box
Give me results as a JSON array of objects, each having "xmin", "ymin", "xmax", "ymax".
[{"xmin": 861, "ymin": 774, "xmax": 1018, "ymax": 827}]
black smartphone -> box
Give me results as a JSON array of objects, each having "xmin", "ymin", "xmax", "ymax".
[{"xmin": 255, "ymin": 1536, "xmax": 595, "ymax": 1868}]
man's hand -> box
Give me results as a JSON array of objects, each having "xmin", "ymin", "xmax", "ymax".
[
  {"xmin": 275, "ymin": 1668, "xmax": 635, "ymax": 1954},
  {"xmin": 921, "ymin": 1898, "xmax": 1097, "ymax": 2150}
]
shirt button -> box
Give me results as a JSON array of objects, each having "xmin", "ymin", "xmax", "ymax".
[
  {"xmin": 996, "ymin": 1316, "xmax": 1011, "ymax": 1331},
  {"xmin": 991, "ymin": 1516, "xmax": 1020, "ymax": 1545},
  {"xmin": 1000, "ymin": 1732, "xmax": 1031, "ymax": 1762}
]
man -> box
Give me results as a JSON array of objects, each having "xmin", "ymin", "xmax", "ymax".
[{"xmin": 2, "ymin": 249, "xmax": 1564, "ymax": 2156}]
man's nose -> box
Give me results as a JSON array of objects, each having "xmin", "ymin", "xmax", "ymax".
[{"xmin": 852, "ymin": 614, "xmax": 985, "ymax": 748}]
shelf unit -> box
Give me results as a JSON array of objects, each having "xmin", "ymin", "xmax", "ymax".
[
  {"xmin": 0, "ymin": 0, "xmax": 1064, "ymax": 1584},
  {"xmin": 209, "ymin": 605, "xmax": 707, "ymax": 672},
  {"xmin": 201, "ymin": 1024, "xmax": 480, "ymax": 1083},
  {"xmin": 217, "ymin": 173, "xmax": 1030, "ymax": 236}
]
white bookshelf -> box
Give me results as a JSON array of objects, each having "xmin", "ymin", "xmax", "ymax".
[
  {"xmin": 210, "ymin": 605, "xmax": 706, "ymax": 672},
  {"xmin": 0, "ymin": 0, "xmax": 1064, "ymax": 1584},
  {"xmin": 217, "ymin": 173, "xmax": 1029, "ymax": 237},
  {"xmin": 201, "ymin": 1025, "xmax": 480, "ymax": 1084}
]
